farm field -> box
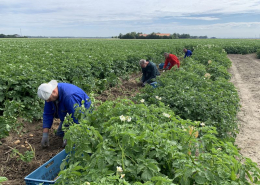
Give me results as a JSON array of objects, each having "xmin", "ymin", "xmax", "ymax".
[{"xmin": 0, "ymin": 39, "xmax": 260, "ymax": 184}]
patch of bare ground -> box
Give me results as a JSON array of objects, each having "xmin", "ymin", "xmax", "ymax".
[
  {"xmin": 95, "ymin": 72, "xmax": 142, "ymax": 102},
  {"xmin": 0, "ymin": 119, "xmax": 63, "ymax": 185},
  {"xmin": 228, "ymin": 53, "xmax": 260, "ymax": 167}
]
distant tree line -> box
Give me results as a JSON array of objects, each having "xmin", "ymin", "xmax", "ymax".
[
  {"xmin": 112, "ymin": 32, "xmax": 214, "ymax": 39},
  {"xmin": 0, "ymin": 34, "xmax": 27, "ymax": 38}
]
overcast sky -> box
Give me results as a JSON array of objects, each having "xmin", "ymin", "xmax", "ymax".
[{"xmin": 1, "ymin": 0, "xmax": 260, "ymax": 38}]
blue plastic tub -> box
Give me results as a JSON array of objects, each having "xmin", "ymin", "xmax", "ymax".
[
  {"xmin": 24, "ymin": 149, "xmax": 67, "ymax": 185},
  {"xmin": 159, "ymin": 63, "xmax": 170, "ymax": 69},
  {"xmin": 159, "ymin": 63, "xmax": 164, "ymax": 69}
]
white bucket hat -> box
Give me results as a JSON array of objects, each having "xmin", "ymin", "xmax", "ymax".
[{"xmin": 37, "ymin": 80, "xmax": 58, "ymax": 100}]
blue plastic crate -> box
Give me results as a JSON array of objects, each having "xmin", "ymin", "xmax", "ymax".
[
  {"xmin": 24, "ymin": 149, "xmax": 67, "ymax": 185},
  {"xmin": 158, "ymin": 63, "xmax": 170, "ymax": 69},
  {"xmin": 158, "ymin": 63, "xmax": 164, "ymax": 69}
]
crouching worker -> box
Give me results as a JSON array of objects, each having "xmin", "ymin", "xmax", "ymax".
[
  {"xmin": 37, "ymin": 80, "xmax": 91, "ymax": 148},
  {"xmin": 183, "ymin": 48, "xmax": 192, "ymax": 58},
  {"xmin": 163, "ymin": 52, "xmax": 180, "ymax": 70},
  {"xmin": 139, "ymin": 59, "xmax": 160, "ymax": 87}
]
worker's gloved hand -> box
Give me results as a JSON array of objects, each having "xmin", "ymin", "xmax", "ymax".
[
  {"xmin": 62, "ymin": 139, "xmax": 67, "ymax": 148},
  {"xmin": 41, "ymin": 132, "xmax": 49, "ymax": 148}
]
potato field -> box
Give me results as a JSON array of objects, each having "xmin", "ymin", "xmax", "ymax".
[{"xmin": 0, "ymin": 38, "xmax": 260, "ymax": 185}]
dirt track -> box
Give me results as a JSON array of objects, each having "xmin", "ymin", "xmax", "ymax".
[{"xmin": 228, "ymin": 53, "xmax": 260, "ymax": 166}]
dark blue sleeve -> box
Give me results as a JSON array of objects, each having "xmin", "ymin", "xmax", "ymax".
[
  {"xmin": 143, "ymin": 64, "xmax": 157, "ymax": 84},
  {"xmin": 65, "ymin": 94, "xmax": 91, "ymax": 124},
  {"xmin": 43, "ymin": 102, "xmax": 54, "ymax": 129},
  {"xmin": 84, "ymin": 97, "xmax": 91, "ymax": 110}
]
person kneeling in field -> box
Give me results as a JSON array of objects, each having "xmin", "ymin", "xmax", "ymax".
[
  {"xmin": 163, "ymin": 52, "xmax": 180, "ymax": 70},
  {"xmin": 37, "ymin": 80, "xmax": 91, "ymax": 148},
  {"xmin": 139, "ymin": 59, "xmax": 160, "ymax": 87},
  {"xmin": 183, "ymin": 48, "xmax": 192, "ymax": 58}
]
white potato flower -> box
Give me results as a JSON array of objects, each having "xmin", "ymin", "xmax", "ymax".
[
  {"xmin": 200, "ymin": 122, "xmax": 205, "ymax": 127},
  {"xmin": 163, "ymin": 113, "xmax": 171, "ymax": 118},
  {"xmin": 121, "ymin": 174, "xmax": 125, "ymax": 179},
  {"xmin": 117, "ymin": 166, "xmax": 123, "ymax": 172},
  {"xmin": 119, "ymin": 115, "xmax": 126, "ymax": 121},
  {"xmin": 126, "ymin": 116, "xmax": 131, "ymax": 122},
  {"xmin": 140, "ymin": 99, "xmax": 145, "ymax": 103},
  {"xmin": 155, "ymin": 96, "xmax": 162, "ymax": 100}
]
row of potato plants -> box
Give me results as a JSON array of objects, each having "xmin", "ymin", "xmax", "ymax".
[
  {"xmin": 0, "ymin": 39, "xmax": 260, "ymax": 139},
  {"xmin": 257, "ymin": 49, "xmax": 260, "ymax": 59},
  {"xmin": 58, "ymin": 100, "xmax": 260, "ymax": 185},
  {"xmin": 138, "ymin": 45, "xmax": 238, "ymax": 138},
  {"xmin": 57, "ymin": 45, "xmax": 260, "ymax": 184}
]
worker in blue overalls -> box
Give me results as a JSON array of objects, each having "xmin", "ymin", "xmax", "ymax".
[{"xmin": 37, "ymin": 80, "xmax": 91, "ymax": 148}]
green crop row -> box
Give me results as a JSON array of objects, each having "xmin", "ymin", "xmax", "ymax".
[
  {"xmin": 57, "ymin": 92, "xmax": 257, "ymax": 184},
  {"xmin": 0, "ymin": 39, "xmax": 260, "ymax": 139},
  {"xmin": 137, "ymin": 45, "xmax": 239, "ymax": 138},
  {"xmin": 257, "ymin": 49, "xmax": 260, "ymax": 59},
  {"xmin": 54, "ymin": 40, "xmax": 260, "ymax": 184}
]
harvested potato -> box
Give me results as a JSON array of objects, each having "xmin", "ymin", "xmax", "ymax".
[{"xmin": 14, "ymin": 140, "xmax": 21, "ymax": 145}]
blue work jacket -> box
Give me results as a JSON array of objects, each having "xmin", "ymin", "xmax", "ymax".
[
  {"xmin": 42, "ymin": 83, "xmax": 91, "ymax": 129},
  {"xmin": 184, "ymin": 50, "xmax": 192, "ymax": 58}
]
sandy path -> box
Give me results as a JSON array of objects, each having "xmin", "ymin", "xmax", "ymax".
[{"xmin": 228, "ymin": 53, "xmax": 260, "ymax": 166}]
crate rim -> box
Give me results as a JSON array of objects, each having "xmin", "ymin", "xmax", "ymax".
[{"xmin": 24, "ymin": 149, "xmax": 66, "ymax": 183}]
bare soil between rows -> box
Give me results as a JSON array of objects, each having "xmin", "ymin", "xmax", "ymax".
[
  {"xmin": 1, "ymin": 54, "xmax": 260, "ymax": 185},
  {"xmin": 228, "ymin": 53, "xmax": 260, "ymax": 166}
]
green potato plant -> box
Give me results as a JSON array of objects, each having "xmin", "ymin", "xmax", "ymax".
[{"xmin": 56, "ymin": 99, "xmax": 260, "ymax": 184}]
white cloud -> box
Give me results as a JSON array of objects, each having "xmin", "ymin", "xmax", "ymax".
[
  {"xmin": 0, "ymin": 0, "xmax": 260, "ymax": 37},
  {"xmin": 179, "ymin": 16, "xmax": 219, "ymax": 21},
  {"xmin": 2, "ymin": 0, "xmax": 260, "ymax": 21}
]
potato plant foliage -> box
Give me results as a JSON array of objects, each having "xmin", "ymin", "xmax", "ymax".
[
  {"xmin": 257, "ymin": 49, "xmax": 260, "ymax": 59},
  {"xmin": 0, "ymin": 39, "xmax": 260, "ymax": 138},
  {"xmin": 138, "ymin": 45, "xmax": 240, "ymax": 138},
  {"xmin": 1, "ymin": 38, "xmax": 260, "ymax": 184},
  {"xmin": 58, "ymin": 99, "xmax": 260, "ymax": 185}
]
